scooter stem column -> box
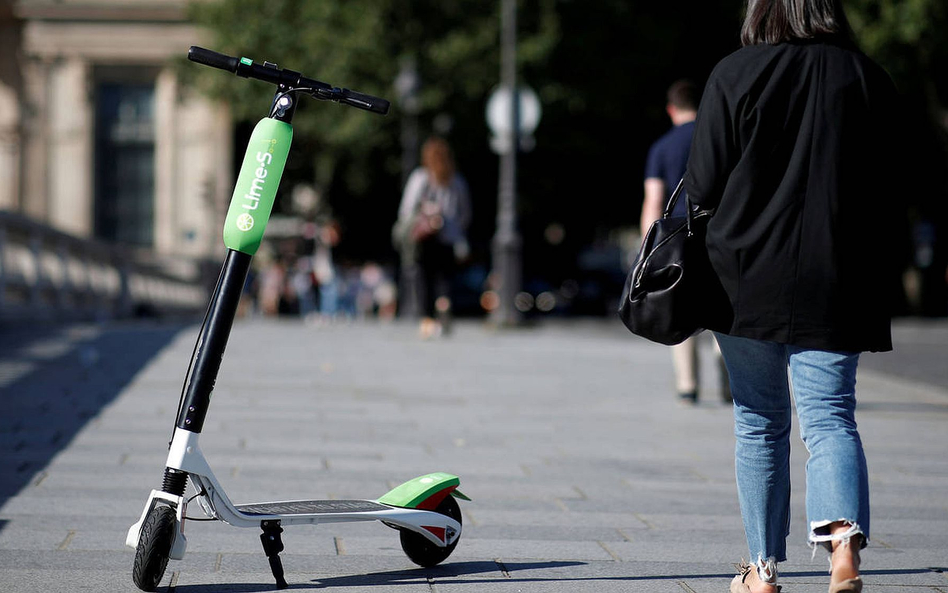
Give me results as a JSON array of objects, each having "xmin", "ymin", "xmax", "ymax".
[
  {"xmin": 175, "ymin": 90, "xmax": 295, "ymax": 433},
  {"xmin": 176, "ymin": 249, "xmax": 251, "ymax": 433}
]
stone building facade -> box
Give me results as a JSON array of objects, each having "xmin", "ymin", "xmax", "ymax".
[{"xmin": 1, "ymin": 0, "xmax": 231, "ymax": 260}]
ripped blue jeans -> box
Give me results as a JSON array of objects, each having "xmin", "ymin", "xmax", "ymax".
[{"xmin": 714, "ymin": 333, "xmax": 869, "ymax": 573}]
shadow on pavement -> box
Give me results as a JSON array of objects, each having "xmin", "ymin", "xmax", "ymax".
[
  {"xmin": 165, "ymin": 561, "xmax": 585, "ymax": 591},
  {"xmin": 0, "ymin": 322, "xmax": 186, "ymax": 525},
  {"xmin": 315, "ymin": 565, "xmax": 944, "ymax": 588},
  {"xmin": 310, "ymin": 561, "xmax": 587, "ymax": 587},
  {"xmin": 161, "ymin": 563, "xmax": 938, "ymax": 591},
  {"xmin": 165, "ymin": 585, "xmax": 280, "ymax": 593}
]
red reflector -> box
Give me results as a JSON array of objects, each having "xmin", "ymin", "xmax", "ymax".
[{"xmin": 422, "ymin": 526, "xmax": 446, "ymax": 542}]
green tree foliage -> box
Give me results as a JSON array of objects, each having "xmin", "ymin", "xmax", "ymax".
[
  {"xmin": 188, "ymin": 0, "xmax": 560, "ymax": 259},
  {"xmin": 848, "ymin": 0, "xmax": 945, "ymax": 72},
  {"xmin": 848, "ymin": 0, "xmax": 948, "ymax": 143}
]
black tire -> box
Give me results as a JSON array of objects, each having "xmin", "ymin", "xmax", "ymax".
[
  {"xmin": 400, "ymin": 495, "xmax": 462, "ymax": 568},
  {"xmin": 132, "ymin": 505, "xmax": 176, "ymax": 591}
]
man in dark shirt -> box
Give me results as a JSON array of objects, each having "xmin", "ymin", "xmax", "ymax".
[
  {"xmin": 640, "ymin": 79, "xmax": 730, "ymax": 406},
  {"xmin": 642, "ymin": 80, "xmax": 696, "ymax": 224}
]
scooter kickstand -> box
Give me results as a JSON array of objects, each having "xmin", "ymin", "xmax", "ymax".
[{"xmin": 260, "ymin": 520, "xmax": 289, "ymax": 590}]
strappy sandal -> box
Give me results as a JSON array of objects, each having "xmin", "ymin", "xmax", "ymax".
[
  {"xmin": 730, "ymin": 561, "xmax": 781, "ymax": 593},
  {"xmin": 829, "ymin": 577, "xmax": 863, "ymax": 593}
]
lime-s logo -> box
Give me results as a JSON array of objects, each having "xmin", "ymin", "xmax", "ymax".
[
  {"xmin": 236, "ymin": 213, "xmax": 255, "ymax": 231},
  {"xmin": 242, "ymin": 150, "xmax": 274, "ymax": 211}
]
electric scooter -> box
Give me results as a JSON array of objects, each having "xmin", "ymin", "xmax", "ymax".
[{"xmin": 126, "ymin": 46, "xmax": 468, "ymax": 592}]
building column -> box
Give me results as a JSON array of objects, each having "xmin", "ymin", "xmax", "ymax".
[
  {"xmin": 154, "ymin": 66, "xmax": 177, "ymax": 254},
  {"xmin": 46, "ymin": 56, "xmax": 93, "ymax": 236},
  {"xmin": 0, "ymin": 10, "xmax": 21, "ymax": 212},
  {"xmin": 20, "ymin": 57, "xmax": 50, "ymax": 222},
  {"xmin": 0, "ymin": 87, "xmax": 19, "ymax": 212}
]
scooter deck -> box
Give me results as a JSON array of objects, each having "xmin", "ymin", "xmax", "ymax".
[{"xmin": 235, "ymin": 500, "xmax": 389, "ymax": 516}]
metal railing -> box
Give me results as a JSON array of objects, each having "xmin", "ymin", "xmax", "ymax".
[{"xmin": 0, "ymin": 211, "xmax": 210, "ymax": 323}]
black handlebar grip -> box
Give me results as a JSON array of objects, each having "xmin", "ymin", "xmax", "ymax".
[
  {"xmin": 339, "ymin": 88, "xmax": 391, "ymax": 115},
  {"xmin": 188, "ymin": 46, "xmax": 239, "ymax": 73}
]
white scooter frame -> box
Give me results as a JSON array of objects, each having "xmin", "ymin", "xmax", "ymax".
[{"xmin": 127, "ymin": 427, "xmax": 466, "ymax": 590}]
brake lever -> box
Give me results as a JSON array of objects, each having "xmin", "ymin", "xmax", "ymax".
[{"xmin": 311, "ymin": 87, "xmax": 390, "ymax": 115}]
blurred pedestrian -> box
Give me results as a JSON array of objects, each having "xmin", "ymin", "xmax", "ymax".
[
  {"xmin": 257, "ymin": 256, "xmax": 287, "ymax": 317},
  {"xmin": 393, "ymin": 136, "xmax": 472, "ymax": 339},
  {"xmin": 641, "ymin": 79, "xmax": 730, "ymax": 406},
  {"xmin": 684, "ymin": 1, "xmax": 900, "ymax": 592},
  {"xmin": 291, "ymin": 256, "xmax": 318, "ymax": 319},
  {"xmin": 313, "ymin": 219, "xmax": 341, "ymax": 320}
]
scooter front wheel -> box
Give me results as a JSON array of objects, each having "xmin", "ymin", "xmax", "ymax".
[
  {"xmin": 400, "ymin": 495, "xmax": 462, "ymax": 567},
  {"xmin": 132, "ymin": 505, "xmax": 176, "ymax": 591}
]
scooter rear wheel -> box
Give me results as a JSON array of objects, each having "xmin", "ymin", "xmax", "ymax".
[
  {"xmin": 132, "ymin": 505, "xmax": 176, "ymax": 591},
  {"xmin": 400, "ymin": 495, "xmax": 462, "ymax": 567}
]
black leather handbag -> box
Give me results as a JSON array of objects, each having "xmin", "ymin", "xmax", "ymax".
[{"xmin": 618, "ymin": 178, "xmax": 732, "ymax": 345}]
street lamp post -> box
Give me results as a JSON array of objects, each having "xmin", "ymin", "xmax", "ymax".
[
  {"xmin": 491, "ymin": 0, "xmax": 522, "ymax": 326},
  {"xmin": 395, "ymin": 57, "xmax": 421, "ymax": 318},
  {"xmin": 395, "ymin": 57, "xmax": 421, "ymax": 193}
]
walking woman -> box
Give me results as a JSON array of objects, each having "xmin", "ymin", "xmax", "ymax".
[
  {"xmin": 393, "ymin": 137, "xmax": 472, "ymax": 338},
  {"xmin": 684, "ymin": 1, "xmax": 900, "ymax": 592}
]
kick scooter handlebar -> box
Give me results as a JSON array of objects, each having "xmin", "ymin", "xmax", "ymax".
[{"xmin": 188, "ymin": 45, "xmax": 391, "ymax": 115}]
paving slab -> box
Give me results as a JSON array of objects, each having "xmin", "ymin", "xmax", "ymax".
[{"xmin": 1, "ymin": 317, "xmax": 946, "ymax": 593}]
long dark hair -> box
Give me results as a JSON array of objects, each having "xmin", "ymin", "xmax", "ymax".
[{"xmin": 741, "ymin": 0, "xmax": 854, "ymax": 46}]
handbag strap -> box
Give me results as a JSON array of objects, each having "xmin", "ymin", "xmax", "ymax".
[
  {"xmin": 662, "ymin": 177, "xmax": 695, "ymax": 235},
  {"xmin": 663, "ymin": 177, "xmax": 686, "ymax": 217}
]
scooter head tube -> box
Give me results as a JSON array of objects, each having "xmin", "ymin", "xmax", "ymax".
[
  {"xmin": 223, "ymin": 117, "xmax": 293, "ymax": 255},
  {"xmin": 377, "ymin": 472, "xmax": 467, "ymax": 509}
]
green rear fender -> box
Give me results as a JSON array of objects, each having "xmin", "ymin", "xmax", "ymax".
[
  {"xmin": 222, "ymin": 117, "xmax": 293, "ymax": 255},
  {"xmin": 377, "ymin": 472, "xmax": 470, "ymax": 510}
]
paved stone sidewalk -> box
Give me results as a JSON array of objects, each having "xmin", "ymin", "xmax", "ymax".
[{"xmin": 1, "ymin": 318, "xmax": 946, "ymax": 592}]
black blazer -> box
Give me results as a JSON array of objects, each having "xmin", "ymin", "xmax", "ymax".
[{"xmin": 685, "ymin": 40, "xmax": 898, "ymax": 352}]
